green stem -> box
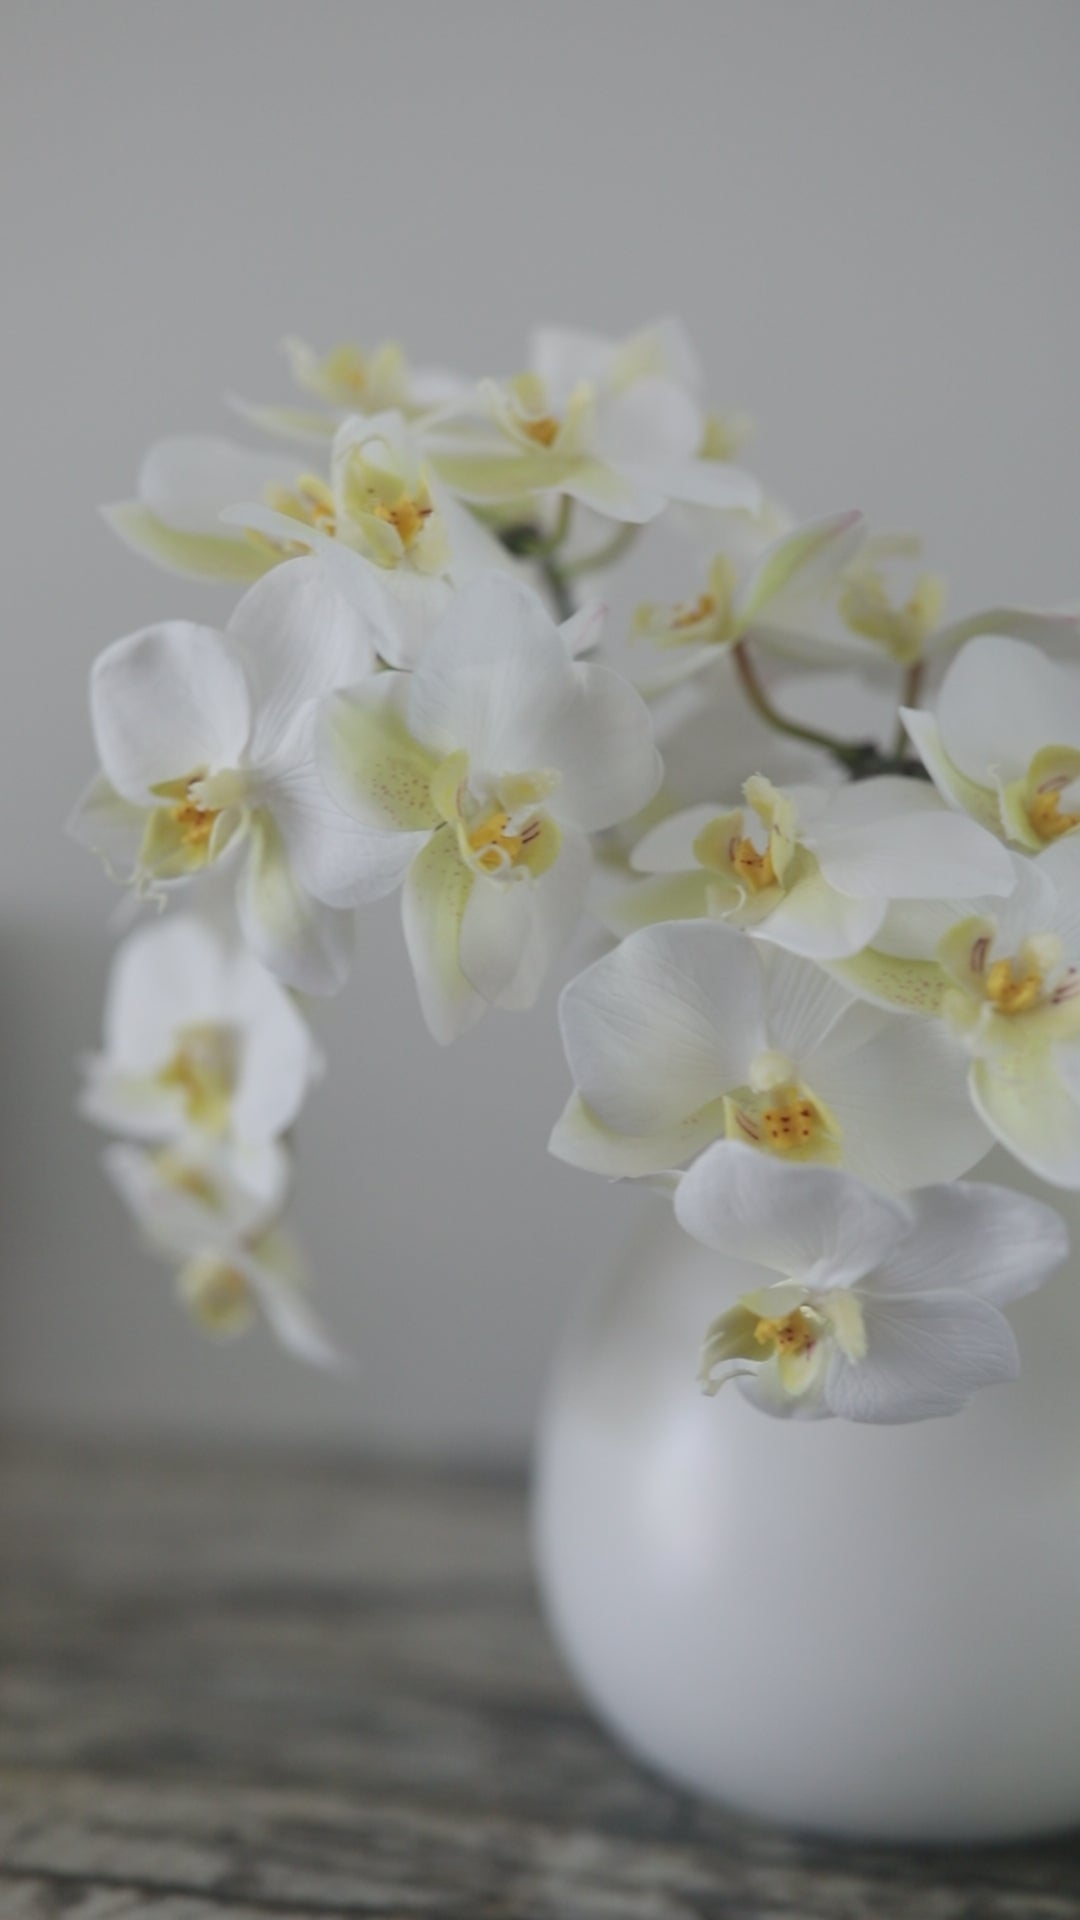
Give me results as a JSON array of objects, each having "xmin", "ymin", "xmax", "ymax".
[
  {"xmin": 526, "ymin": 494, "xmax": 573, "ymax": 559},
  {"xmin": 538, "ymin": 556, "xmax": 576, "ymax": 622},
  {"xmin": 732, "ymin": 641, "xmax": 861, "ymax": 764},
  {"xmin": 563, "ymin": 521, "xmax": 640, "ymax": 579}
]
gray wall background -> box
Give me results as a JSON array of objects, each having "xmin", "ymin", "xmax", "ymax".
[{"xmin": 3, "ymin": 0, "xmax": 1079, "ymax": 1458}]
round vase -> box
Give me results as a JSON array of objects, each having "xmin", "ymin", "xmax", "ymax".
[{"xmin": 532, "ymin": 1151, "xmax": 1080, "ymax": 1843}]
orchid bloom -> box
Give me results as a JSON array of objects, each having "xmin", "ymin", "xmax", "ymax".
[
  {"xmin": 79, "ymin": 915, "xmax": 321, "ymax": 1163},
  {"xmin": 675, "ymin": 1143, "xmax": 1065, "ymax": 1422},
  {"xmin": 904, "ymin": 634, "xmax": 1080, "ymax": 849},
  {"xmin": 103, "ymin": 1138, "xmax": 341, "ymax": 1367},
  {"xmin": 550, "ymin": 919, "xmax": 989, "ymax": 1185},
  {"xmin": 933, "ymin": 843, "xmax": 1080, "ymax": 1188},
  {"xmin": 424, "ymin": 318, "xmax": 761, "ymax": 524},
  {"xmin": 605, "ymin": 774, "xmax": 1014, "ymax": 958},
  {"xmin": 633, "ymin": 511, "xmax": 867, "ymax": 686},
  {"xmin": 224, "ymin": 411, "xmax": 513, "ymax": 663},
  {"xmin": 315, "ymin": 574, "xmax": 662, "ymax": 1041},
  {"xmin": 105, "ymin": 412, "xmax": 507, "ymax": 616},
  {"xmin": 231, "ymin": 333, "xmax": 466, "ymax": 444},
  {"xmin": 69, "ymin": 558, "xmax": 382, "ymax": 994}
]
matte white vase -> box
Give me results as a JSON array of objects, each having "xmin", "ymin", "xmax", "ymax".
[{"xmin": 533, "ymin": 1150, "xmax": 1080, "ymax": 1843}]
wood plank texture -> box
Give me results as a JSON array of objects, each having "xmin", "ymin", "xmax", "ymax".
[{"xmin": 1, "ymin": 1444, "xmax": 1078, "ymax": 1918}]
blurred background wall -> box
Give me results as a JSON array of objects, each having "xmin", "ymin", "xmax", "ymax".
[{"xmin": 3, "ymin": 0, "xmax": 1079, "ymax": 1459}]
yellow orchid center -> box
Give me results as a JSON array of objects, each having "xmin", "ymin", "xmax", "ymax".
[
  {"xmin": 152, "ymin": 1148, "xmax": 220, "ymax": 1207},
  {"xmin": 325, "ymin": 346, "xmax": 368, "ymax": 397},
  {"xmin": 141, "ymin": 769, "xmax": 247, "ymax": 881},
  {"xmin": 158, "ymin": 1023, "xmax": 237, "ymax": 1134},
  {"xmin": 730, "ymin": 834, "xmax": 778, "ymax": 892},
  {"xmin": 179, "ymin": 1254, "xmax": 256, "ymax": 1336},
  {"xmin": 466, "ymin": 808, "xmax": 526, "ymax": 872},
  {"xmin": 432, "ymin": 752, "xmax": 563, "ymax": 882},
  {"xmin": 985, "ymin": 955, "xmax": 1045, "ymax": 1016},
  {"xmin": 839, "ymin": 567, "xmax": 945, "ymax": 662},
  {"xmin": 728, "ymin": 1083, "xmax": 834, "ymax": 1157},
  {"xmin": 754, "ymin": 1306, "xmax": 819, "ymax": 1357},
  {"xmin": 671, "ymin": 592, "xmax": 716, "ymax": 631},
  {"xmin": 371, "ymin": 489, "xmax": 431, "ymax": 549},
  {"xmin": 519, "ymin": 413, "xmax": 561, "ymax": 447},
  {"xmin": 506, "ymin": 372, "xmax": 564, "ymax": 448},
  {"xmin": 760, "ymin": 1089, "xmax": 826, "ymax": 1152},
  {"xmin": 1027, "ymin": 784, "xmax": 1080, "ymax": 843},
  {"xmin": 173, "ymin": 795, "xmax": 217, "ymax": 849},
  {"xmin": 265, "ymin": 474, "xmax": 338, "ymax": 537}
]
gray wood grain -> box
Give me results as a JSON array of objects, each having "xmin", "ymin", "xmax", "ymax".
[{"xmin": 1, "ymin": 1444, "xmax": 1078, "ymax": 1918}]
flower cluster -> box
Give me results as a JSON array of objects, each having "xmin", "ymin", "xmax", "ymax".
[{"xmin": 73, "ymin": 318, "xmax": 1076, "ymax": 1415}]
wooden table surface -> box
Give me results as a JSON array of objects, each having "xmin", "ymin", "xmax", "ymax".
[{"xmin": 1, "ymin": 1444, "xmax": 1079, "ymax": 1919}]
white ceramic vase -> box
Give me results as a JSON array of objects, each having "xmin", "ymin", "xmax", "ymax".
[{"xmin": 532, "ymin": 1150, "xmax": 1080, "ymax": 1843}]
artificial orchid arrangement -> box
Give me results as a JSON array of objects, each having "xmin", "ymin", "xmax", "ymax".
[{"xmin": 72, "ymin": 317, "xmax": 1079, "ymax": 1422}]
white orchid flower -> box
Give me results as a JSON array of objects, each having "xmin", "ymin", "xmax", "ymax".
[
  {"xmin": 633, "ymin": 511, "xmax": 866, "ymax": 687},
  {"xmin": 104, "ymin": 435, "xmax": 295, "ymax": 584},
  {"xmin": 79, "ymin": 914, "xmax": 321, "ymax": 1154},
  {"xmin": 424, "ymin": 318, "xmax": 761, "ymax": 525},
  {"xmin": 550, "ymin": 919, "xmax": 989, "ymax": 1186},
  {"xmin": 679, "ymin": 522, "xmax": 1080, "ymax": 680},
  {"xmin": 103, "ymin": 1139, "xmax": 342, "ymax": 1368},
  {"xmin": 231, "ymin": 333, "xmax": 466, "ymax": 445},
  {"xmin": 606, "ymin": 774, "xmax": 1014, "ymax": 957},
  {"xmin": 829, "ymin": 843, "xmax": 1080, "ymax": 1187},
  {"xmin": 675, "ymin": 1142, "xmax": 1065, "ymax": 1422},
  {"xmin": 223, "ymin": 410, "xmax": 514, "ymax": 665},
  {"xmin": 316, "ymin": 574, "xmax": 662, "ymax": 1042},
  {"xmin": 903, "ymin": 634, "xmax": 1080, "ymax": 849},
  {"xmin": 930, "ymin": 843, "xmax": 1080, "ymax": 1189},
  {"xmin": 105, "ymin": 412, "xmax": 509, "ymax": 617},
  {"xmin": 69, "ymin": 557, "xmax": 381, "ymax": 995}
]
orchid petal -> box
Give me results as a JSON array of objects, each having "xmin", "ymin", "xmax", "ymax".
[
  {"xmin": 674, "ymin": 1140, "xmax": 908, "ymax": 1287},
  {"xmin": 91, "ymin": 624, "xmax": 251, "ymax": 805},
  {"xmin": 401, "ymin": 830, "xmax": 483, "ymax": 1044}
]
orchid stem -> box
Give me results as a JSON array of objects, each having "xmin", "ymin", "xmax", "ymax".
[{"xmin": 732, "ymin": 641, "xmax": 860, "ymax": 766}]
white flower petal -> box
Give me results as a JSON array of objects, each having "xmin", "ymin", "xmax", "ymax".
[
  {"xmin": 67, "ymin": 773, "xmax": 147, "ymax": 880},
  {"xmin": 102, "ymin": 915, "xmax": 227, "ymax": 1068},
  {"xmin": 970, "ymin": 1051, "xmax": 1080, "ymax": 1190},
  {"xmin": 825, "ymin": 1292, "xmax": 1019, "ymax": 1424},
  {"xmin": 227, "ymin": 948, "xmax": 321, "ymax": 1145},
  {"xmin": 812, "ymin": 1011, "xmax": 990, "ymax": 1190},
  {"xmin": 548, "ymin": 1090, "xmax": 727, "ymax": 1178},
  {"xmin": 103, "ymin": 501, "xmax": 272, "ymax": 584},
  {"xmin": 401, "ymin": 829, "xmax": 484, "ymax": 1044},
  {"xmin": 752, "ymin": 870, "xmax": 885, "ymax": 962},
  {"xmin": 91, "ymin": 623, "xmax": 251, "ymax": 804},
  {"xmin": 558, "ymin": 921, "xmax": 765, "ymax": 1134},
  {"xmin": 236, "ymin": 814, "xmax": 354, "ymax": 996},
  {"xmin": 530, "ymin": 661, "xmax": 662, "ymax": 833},
  {"xmin": 936, "ymin": 636, "xmax": 1080, "ymax": 786},
  {"xmin": 137, "ymin": 435, "xmax": 292, "ymax": 535},
  {"xmin": 227, "ymin": 556, "xmax": 376, "ymax": 767},
  {"xmin": 318, "ymin": 672, "xmax": 440, "ymax": 837},
  {"xmin": 263, "ymin": 755, "xmax": 427, "ymax": 908},
  {"xmin": 407, "ymin": 573, "xmax": 568, "ymax": 763},
  {"xmin": 875, "ymin": 1182, "xmax": 1068, "ymax": 1305},
  {"xmin": 630, "ymin": 805, "xmax": 721, "ymax": 875},
  {"xmin": 814, "ymin": 809, "xmax": 1015, "ymax": 901},
  {"xmin": 759, "ymin": 946, "xmax": 855, "ymax": 1061},
  {"xmin": 674, "ymin": 1140, "xmax": 908, "ymax": 1287},
  {"xmin": 901, "ymin": 709, "xmax": 1005, "ymax": 835},
  {"xmin": 460, "ymin": 829, "xmax": 590, "ymax": 1011}
]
